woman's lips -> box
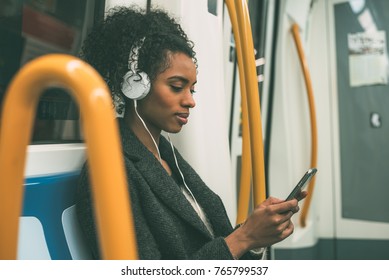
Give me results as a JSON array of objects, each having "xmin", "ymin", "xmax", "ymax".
[{"xmin": 176, "ymin": 113, "xmax": 189, "ymax": 125}]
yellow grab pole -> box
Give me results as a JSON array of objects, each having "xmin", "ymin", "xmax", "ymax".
[
  {"xmin": 291, "ymin": 24, "xmax": 318, "ymax": 227},
  {"xmin": 234, "ymin": 0, "xmax": 267, "ymax": 205},
  {"xmin": 0, "ymin": 54, "xmax": 138, "ymax": 259},
  {"xmin": 225, "ymin": 0, "xmax": 252, "ymax": 225}
]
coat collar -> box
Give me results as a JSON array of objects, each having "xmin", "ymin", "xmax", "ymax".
[{"xmin": 118, "ymin": 119, "xmax": 217, "ymax": 239}]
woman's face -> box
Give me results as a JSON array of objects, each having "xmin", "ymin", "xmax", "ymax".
[{"xmin": 137, "ymin": 52, "xmax": 197, "ymax": 135}]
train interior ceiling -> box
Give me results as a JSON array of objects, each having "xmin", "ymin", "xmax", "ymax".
[{"xmin": 0, "ymin": 0, "xmax": 388, "ymax": 260}]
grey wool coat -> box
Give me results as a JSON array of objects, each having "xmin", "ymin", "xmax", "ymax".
[{"xmin": 76, "ymin": 119, "xmax": 258, "ymax": 260}]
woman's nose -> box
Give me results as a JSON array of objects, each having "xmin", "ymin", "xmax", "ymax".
[{"xmin": 183, "ymin": 90, "xmax": 196, "ymax": 108}]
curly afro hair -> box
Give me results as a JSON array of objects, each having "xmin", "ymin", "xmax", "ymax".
[{"xmin": 80, "ymin": 5, "xmax": 197, "ymax": 104}]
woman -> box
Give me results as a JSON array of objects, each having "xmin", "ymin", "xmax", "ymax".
[{"xmin": 76, "ymin": 5, "xmax": 305, "ymax": 260}]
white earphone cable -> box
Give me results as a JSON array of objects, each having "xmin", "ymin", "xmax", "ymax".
[{"xmin": 167, "ymin": 133, "xmax": 203, "ymax": 216}]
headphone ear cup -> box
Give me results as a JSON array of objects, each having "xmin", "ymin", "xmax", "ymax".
[{"xmin": 121, "ymin": 71, "xmax": 151, "ymax": 100}]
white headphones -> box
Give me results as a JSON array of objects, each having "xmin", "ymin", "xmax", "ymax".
[{"xmin": 121, "ymin": 37, "xmax": 151, "ymax": 100}]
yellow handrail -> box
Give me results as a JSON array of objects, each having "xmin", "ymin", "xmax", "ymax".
[
  {"xmin": 232, "ymin": 0, "xmax": 267, "ymax": 206},
  {"xmin": 225, "ymin": 0, "xmax": 252, "ymax": 225},
  {"xmin": 291, "ymin": 23, "xmax": 318, "ymax": 227},
  {"xmin": 0, "ymin": 54, "xmax": 138, "ymax": 259}
]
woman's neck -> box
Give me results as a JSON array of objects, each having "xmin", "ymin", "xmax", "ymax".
[{"xmin": 124, "ymin": 109, "xmax": 161, "ymax": 161}]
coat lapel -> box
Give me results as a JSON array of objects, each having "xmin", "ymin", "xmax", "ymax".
[
  {"xmin": 119, "ymin": 120, "xmax": 213, "ymax": 239},
  {"xmin": 160, "ymin": 139, "xmax": 234, "ymax": 237},
  {"xmin": 160, "ymin": 137, "xmax": 233, "ymax": 236}
]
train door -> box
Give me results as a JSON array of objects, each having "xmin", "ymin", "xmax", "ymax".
[
  {"xmin": 0, "ymin": 0, "xmax": 105, "ymax": 259},
  {"xmin": 264, "ymin": 0, "xmax": 389, "ymax": 259},
  {"xmin": 265, "ymin": 0, "xmax": 329, "ymax": 259},
  {"xmin": 327, "ymin": 0, "xmax": 389, "ymax": 259}
]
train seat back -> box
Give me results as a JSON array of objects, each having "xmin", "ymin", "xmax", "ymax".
[{"xmin": 18, "ymin": 172, "xmax": 92, "ymax": 260}]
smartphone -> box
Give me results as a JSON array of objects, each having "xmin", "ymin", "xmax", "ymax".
[{"xmin": 285, "ymin": 168, "xmax": 317, "ymax": 200}]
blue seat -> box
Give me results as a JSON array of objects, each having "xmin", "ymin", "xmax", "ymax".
[{"xmin": 18, "ymin": 172, "xmax": 92, "ymax": 260}]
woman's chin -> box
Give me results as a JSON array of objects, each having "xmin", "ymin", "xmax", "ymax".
[{"xmin": 165, "ymin": 126, "xmax": 183, "ymax": 134}]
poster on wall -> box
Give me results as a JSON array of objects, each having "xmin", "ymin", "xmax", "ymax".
[{"xmin": 348, "ymin": 30, "xmax": 388, "ymax": 87}]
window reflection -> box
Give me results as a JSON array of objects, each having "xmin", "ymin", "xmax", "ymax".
[{"xmin": 0, "ymin": 0, "xmax": 105, "ymax": 144}]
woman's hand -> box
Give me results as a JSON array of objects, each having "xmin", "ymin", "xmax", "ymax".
[{"xmin": 225, "ymin": 192, "xmax": 307, "ymax": 259}]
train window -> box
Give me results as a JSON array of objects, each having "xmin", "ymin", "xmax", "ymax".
[
  {"xmin": 0, "ymin": 0, "xmax": 106, "ymax": 144},
  {"xmin": 208, "ymin": 0, "xmax": 218, "ymax": 16},
  {"xmin": 32, "ymin": 88, "xmax": 81, "ymax": 143},
  {"xmin": 248, "ymin": 0, "xmax": 269, "ymax": 101}
]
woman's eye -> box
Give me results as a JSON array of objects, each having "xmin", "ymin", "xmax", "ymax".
[
  {"xmin": 190, "ymin": 89, "xmax": 196, "ymax": 94},
  {"xmin": 170, "ymin": 85, "xmax": 183, "ymax": 92}
]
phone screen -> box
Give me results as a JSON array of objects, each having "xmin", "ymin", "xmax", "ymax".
[{"xmin": 285, "ymin": 168, "xmax": 317, "ymax": 200}]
